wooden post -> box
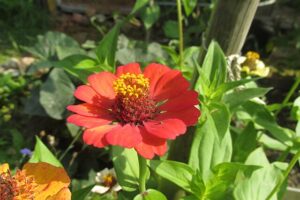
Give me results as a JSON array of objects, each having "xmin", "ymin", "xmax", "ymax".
[{"xmin": 205, "ymin": 0, "xmax": 260, "ymax": 55}]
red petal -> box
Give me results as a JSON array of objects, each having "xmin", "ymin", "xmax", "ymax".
[
  {"xmin": 67, "ymin": 114, "xmax": 112, "ymax": 128},
  {"xmin": 135, "ymin": 142, "xmax": 167, "ymax": 159},
  {"xmin": 88, "ymin": 72, "xmax": 116, "ymax": 100},
  {"xmin": 155, "ymin": 107, "xmax": 201, "ymax": 126},
  {"xmin": 143, "ymin": 63, "xmax": 170, "ymax": 96},
  {"xmin": 83, "ymin": 125, "xmax": 117, "ymax": 147},
  {"xmin": 134, "ymin": 127, "xmax": 168, "ymax": 159},
  {"xmin": 116, "ymin": 63, "xmax": 142, "ymax": 76},
  {"xmin": 153, "ymin": 142, "xmax": 168, "ymax": 156},
  {"xmin": 67, "ymin": 103, "xmax": 113, "ymax": 118},
  {"xmin": 143, "ymin": 119, "xmax": 186, "ymax": 139},
  {"xmin": 74, "ymin": 85, "xmax": 113, "ymax": 108},
  {"xmin": 152, "ymin": 70, "xmax": 190, "ymax": 101},
  {"xmin": 105, "ymin": 124, "xmax": 142, "ymax": 148},
  {"xmin": 159, "ymin": 90, "xmax": 199, "ymax": 111}
]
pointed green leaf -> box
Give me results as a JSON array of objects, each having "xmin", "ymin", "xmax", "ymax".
[
  {"xmin": 211, "ymin": 78, "xmax": 259, "ymax": 100},
  {"xmin": 223, "ymin": 87, "xmax": 271, "ymax": 110},
  {"xmin": 182, "ymin": 0, "xmax": 198, "ymax": 16},
  {"xmin": 141, "ymin": 3, "xmax": 160, "ymax": 29},
  {"xmin": 29, "ymin": 136, "xmax": 62, "ymax": 167},
  {"xmin": 189, "ymin": 108, "xmax": 232, "ymax": 182},
  {"xmin": 200, "ymin": 41, "xmax": 227, "ymax": 96},
  {"xmin": 53, "ymin": 54, "xmax": 100, "ymax": 82},
  {"xmin": 95, "ymin": 24, "xmax": 120, "ymax": 70}
]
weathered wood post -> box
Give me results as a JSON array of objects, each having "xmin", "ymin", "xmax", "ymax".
[{"xmin": 206, "ymin": 0, "xmax": 260, "ymax": 55}]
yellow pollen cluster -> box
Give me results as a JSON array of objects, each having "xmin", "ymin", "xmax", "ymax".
[
  {"xmin": 246, "ymin": 51, "xmax": 260, "ymax": 60},
  {"xmin": 103, "ymin": 174, "xmax": 114, "ymax": 187},
  {"xmin": 113, "ymin": 73, "xmax": 149, "ymax": 99},
  {"xmin": 0, "ymin": 170, "xmax": 37, "ymax": 200}
]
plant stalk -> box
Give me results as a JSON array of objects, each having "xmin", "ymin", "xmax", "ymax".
[
  {"xmin": 59, "ymin": 130, "xmax": 81, "ymax": 161},
  {"xmin": 138, "ymin": 155, "xmax": 148, "ymax": 193},
  {"xmin": 275, "ymin": 78, "xmax": 300, "ymax": 116},
  {"xmin": 266, "ymin": 149, "xmax": 300, "ymax": 200},
  {"xmin": 176, "ymin": 0, "xmax": 184, "ymax": 67}
]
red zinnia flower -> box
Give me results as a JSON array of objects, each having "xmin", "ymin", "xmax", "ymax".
[{"xmin": 67, "ymin": 63, "xmax": 200, "ymax": 159}]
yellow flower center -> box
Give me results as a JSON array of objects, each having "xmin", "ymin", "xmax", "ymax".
[
  {"xmin": 242, "ymin": 51, "xmax": 260, "ymax": 70},
  {"xmin": 0, "ymin": 170, "xmax": 37, "ymax": 200},
  {"xmin": 102, "ymin": 174, "xmax": 115, "ymax": 187},
  {"xmin": 113, "ymin": 73, "xmax": 150, "ymax": 99},
  {"xmin": 246, "ymin": 51, "xmax": 260, "ymax": 60},
  {"xmin": 112, "ymin": 73, "xmax": 156, "ymax": 124}
]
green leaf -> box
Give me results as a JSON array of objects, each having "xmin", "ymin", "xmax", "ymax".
[
  {"xmin": 130, "ymin": 0, "xmax": 150, "ymax": 15},
  {"xmin": 140, "ymin": 3, "xmax": 160, "ymax": 29},
  {"xmin": 24, "ymin": 87, "xmax": 48, "ymax": 117},
  {"xmin": 23, "ymin": 31, "xmax": 84, "ymax": 60},
  {"xmin": 234, "ymin": 149, "xmax": 284, "ymax": 200},
  {"xmin": 245, "ymin": 147, "xmax": 270, "ymax": 166},
  {"xmin": 242, "ymin": 101, "xmax": 293, "ymax": 146},
  {"xmin": 202, "ymin": 163, "xmax": 261, "ymax": 200},
  {"xmin": 54, "ymin": 54, "xmax": 100, "ymax": 82},
  {"xmin": 39, "ymin": 68, "xmax": 75, "ymax": 120},
  {"xmin": 291, "ymin": 96, "xmax": 300, "ymax": 120},
  {"xmin": 258, "ymin": 134, "xmax": 287, "ymax": 151},
  {"xmin": 182, "ymin": 0, "xmax": 198, "ymax": 16},
  {"xmin": 200, "ymin": 41, "xmax": 227, "ymax": 94},
  {"xmin": 211, "ymin": 78, "xmax": 259, "ymax": 100},
  {"xmin": 72, "ymin": 184, "xmax": 95, "ymax": 200},
  {"xmin": 149, "ymin": 160, "xmax": 195, "ymax": 193},
  {"xmin": 189, "ymin": 109, "xmax": 232, "ymax": 182},
  {"xmin": 112, "ymin": 146, "xmax": 140, "ymax": 191},
  {"xmin": 29, "ymin": 136, "xmax": 62, "ymax": 167},
  {"xmin": 207, "ymin": 102, "xmax": 230, "ymax": 139},
  {"xmin": 232, "ymin": 122, "xmax": 258, "ymax": 162},
  {"xmin": 182, "ymin": 47, "xmax": 201, "ymax": 79},
  {"xmin": 95, "ymin": 24, "xmax": 121, "ymax": 70},
  {"xmin": 134, "ymin": 189, "xmax": 167, "ymax": 200},
  {"xmin": 223, "ymin": 87, "xmax": 271, "ymax": 111},
  {"xmin": 163, "ymin": 20, "xmax": 179, "ymax": 39}
]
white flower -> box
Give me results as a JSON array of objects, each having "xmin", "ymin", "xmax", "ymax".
[{"xmin": 91, "ymin": 168, "xmax": 121, "ymax": 194}]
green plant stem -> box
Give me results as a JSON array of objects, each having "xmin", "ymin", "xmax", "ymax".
[
  {"xmin": 277, "ymin": 146, "xmax": 291, "ymax": 162},
  {"xmin": 58, "ymin": 130, "xmax": 81, "ymax": 161},
  {"xmin": 176, "ymin": 0, "xmax": 184, "ymax": 68},
  {"xmin": 275, "ymin": 78, "xmax": 300, "ymax": 116},
  {"xmin": 138, "ymin": 155, "xmax": 148, "ymax": 193},
  {"xmin": 266, "ymin": 149, "xmax": 300, "ymax": 200}
]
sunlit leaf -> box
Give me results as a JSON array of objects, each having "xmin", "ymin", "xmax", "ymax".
[
  {"xmin": 29, "ymin": 136, "xmax": 62, "ymax": 167},
  {"xmin": 134, "ymin": 189, "xmax": 167, "ymax": 200}
]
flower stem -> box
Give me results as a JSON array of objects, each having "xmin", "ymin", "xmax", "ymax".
[
  {"xmin": 275, "ymin": 78, "xmax": 300, "ymax": 116},
  {"xmin": 266, "ymin": 149, "xmax": 300, "ymax": 200},
  {"xmin": 176, "ymin": 0, "xmax": 184, "ymax": 68},
  {"xmin": 138, "ymin": 155, "xmax": 148, "ymax": 193},
  {"xmin": 59, "ymin": 130, "xmax": 81, "ymax": 161}
]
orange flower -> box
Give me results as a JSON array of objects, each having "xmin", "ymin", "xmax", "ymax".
[{"xmin": 0, "ymin": 162, "xmax": 71, "ymax": 200}]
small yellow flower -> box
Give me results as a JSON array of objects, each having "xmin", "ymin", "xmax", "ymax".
[
  {"xmin": 0, "ymin": 162, "xmax": 71, "ymax": 200},
  {"xmin": 240, "ymin": 51, "xmax": 270, "ymax": 77}
]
